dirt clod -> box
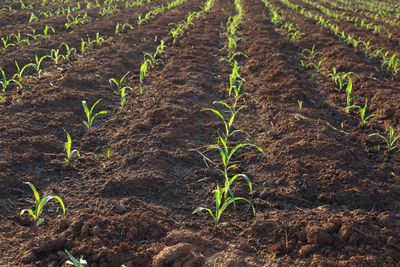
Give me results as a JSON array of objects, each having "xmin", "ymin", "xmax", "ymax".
[{"xmin": 152, "ymin": 243, "xmax": 204, "ymax": 267}]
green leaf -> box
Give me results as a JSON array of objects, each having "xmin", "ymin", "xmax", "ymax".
[
  {"xmin": 193, "ymin": 207, "xmax": 216, "ymax": 222},
  {"xmin": 231, "ymin": 173, "xmax": 253, "ymax": 194},
  {"xmin": 90, "ymin": 99, "xmax": 102, "ymax": 114},
  {"xmin": 202, "ymin": 108, "xmax": 225, "ymax": 123},
  {"xmin": 213, "ymin": 100, "xmax": 232, "ymax": 113},
  {"xmin": 91, "ymin": 110, "xmax": 108, "ymax": 124},
  {"xmin": 37, "ymin": 196, "xmax": 52, "ymax": 217},
  {"xmin": 36, "ymin": 218, "xmax": 44, "ymax": 226},
  {"xmin": 53, "ymin": 195, "xmax": 66, "ymax": 214},
  {"xmin": 65, "ymin": 249, "xmax": 80, "ymax": 266},
  {"xmin": 25, "ymin": 182, "xmax": 40, "ymax": 204}
]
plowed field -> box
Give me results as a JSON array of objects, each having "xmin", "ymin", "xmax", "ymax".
[{"xmin": 1, "ymin": 0, "xmax": 400, "ymax": 266}]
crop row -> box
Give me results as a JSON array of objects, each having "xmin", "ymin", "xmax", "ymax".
[
  {"xmin": 1, "ymin": 0, "xmax": 152, "ymax": 51},
  {"xmin": 14, "ymin": 0, "xmax": 217, "ymax": 264},
  {"xmin": 277, "ymin": 0, "xmax": 400, "ymax": 78},
  {"xmin": 0, "ymin": 0, "xmax": 161, "ymax": 76},
  {"xmin": 263, "ymin": 0, "xmax": 400, "ymax": 152},
  {"xmin": 192, "ymin": 0, "xmax": 265, "ymax": 225},
  {"xmin": 318, "ymin": 0, "xmax": 400, "ymax": 28},
  {"xmin": 0, "ymin": 0, "xmax": 90, "ymax": 14}
]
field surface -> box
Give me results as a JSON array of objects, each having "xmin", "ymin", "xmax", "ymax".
[{"xmin": 1, "ymin": 0, "xmax": 400, "ymax": 266}]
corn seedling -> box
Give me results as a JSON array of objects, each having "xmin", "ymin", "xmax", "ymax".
[
  {"xmin": 184, "ymin": 11, "xmax": 197, "ymax": 28},
  {"xmin": 11, "ymin": 32, "xmax": 29, "ymax": 46},
  {"xmin": 345, "ymin": 99, "xmax": 375, "ymax": 127},
  {"xmin": 99, "ymin": 5, "xmax": 119, "ymax": 16},
  {"xmin": 40, "ymin": 25, "xmax": 55, "ymax": 38},
  {"xmin": 64, "ymin": 249, "xmax": 88, "ymax": 267},
  {"xmin": 115, "ymin": 22, "xmax": 133, "ymax": 35},
  {"xmin": 0, "ymin": 6, "xmax": 11, "ymax": 13},
  {"xmin": 193, "ymin": 184, "xmax": 254, "ymax": 225},
  {"xmin": 287, "ymin": 30, "xmax": 304, "ymax": 41},
  {"xmin": 392, "ymin": 59, "xmax": 400, "ymax": 76},
  {"xmin": 109, "ymin": 71, "xmax": 132, "ymax": 94},
  {"xmin": 137, "ymin": 14, "xmax": 147, "ymax": 25},
  {"xmin": 139, "ymin": 58, "xmax": 152, "ymax": 94},
  {"xmin": 301, "ymin": 45, "xmax": 320, "ymax": 60},
  {"xmin": 372, "ymin": 48, "xmax": 383, "ymax": 59},
  {"xmin": 307, "ymin": 57, "xmax": 327, "ymax": 73},
  {"xmin": 1, "ymin": 36, "xmax": 15, "ymax": 49},
  {"xmin": 61, "ymin": 43, "xmax": 76, "ymax": 60},
  {"xmin": 282, "ymin": 22, "xmax": 294, "ymax": 32},
  {"xmin": 380, "ymin": 51, "xmax": 390, "ymax": 70},
  {"xmin": 120, "ymin": 87, "xmax": 127, "ymax": 108},
  {"xmin": 32, "ymin": 55, "xmax": 49, "ymax": 76},
  {"xmin": 344, "ymin": 77, "xmax": 355, "ymax": 110},
  {"xmin": 82, "ymin": 99, "xmax": 108, "ymax": 129},
  {"xmin": 50, "ymin": 49, "xmax": 64, "ymax": 65},
  {"xmin": 13, "ymin": 60, "xmax": 34, "ymax": 83},
  {"xmin": 298, "ymin": 100, "xmax": 303, "ymax": 110},
  {"xmin": 212, "ymin": 135, "xmax": 263, "ymax": 179},
  {"xmin": 370, "ymin": 127, "xmax": 400, "ymax": 151},
  {"xmin": 373, "ymin": 25, "xmax": 382, "ymax": 33},
  {"xmin": 29, "ymin": 12, "xmax": 39, "ymax": 22},
  {"xmin": 80, "ymin": 37, "xmax": 94, "ymax": 53},
  {"xmin": 350, "ymin": 37, "xmax": 361, "ymax": 50},
  {"xmin": 211, "ymin": 135, "xmax": 262, "ymax": 200},
  {"xmin": 155, "ymin": 40, "xmax": 166, "ymax": 58},
  {"xmin": 229, "ymin": 60, "xmax": 242, "ymax": 95},
  {"xmin": 225, "ymin": 34, "xmax": 241, "ymax": 52},
  {"xmin": 193, "ymin": 183, "xmax": 254, "ymax": 226},
  {"xmin": 271, "ymin": 10, "xmax": 282, "ymax": 25},
  {"xmin": 143, "ymin": 51, "xmax": 163, "ymax": 66},
  {"xmin": 328, "ymin": 67, "xmax": 353, "ymax": 92},
  {"xmin": 0, "ymin": 68, "xmax": 21, "ymax": 92},
  {"xmin": 202, "ymin": 101, "xmax": 247, "ymax": 141},
  {"xmin": 221, "ymin": 50, "xmax": 248, "ymax": 64},
  {"xmin": 20, "ymin": 182, "xmax": 65, "ymax": 227},
  {"xmin": 19, "ymin": 0, "xmax": 26, "ymax": 9},
  {"xmin": 94, "ymin": 33, "xmax": 105, "ymax": 47},
  {"xmin": 40, "ymin": 10, "xmax": 52, "ymax": 19},
  {"xmin": 65, "ymin": 13, "xmax": 91, "ymax": 29},
  {"xmin": 27, "ymin": 27, "xmax": 41, "ymax": 40},
  {"xmin": 64, "ymin": 130, "xmax": 80, "ymax": 164},
  {"xmin": 362, "ymin": 40, "xmax": 373, "ymax": 58},
  {"xmin": 383, "ymin": 53, "xmax": 399, "ymax": 73},
  {"xmin": 170, "ymin": 24, "xmax": 184, "ymax": 44}
]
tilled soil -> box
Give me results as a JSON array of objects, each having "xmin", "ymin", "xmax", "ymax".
[{"xmin": 1, "ymin": 0, "xmax": 400, "ymax": 266}]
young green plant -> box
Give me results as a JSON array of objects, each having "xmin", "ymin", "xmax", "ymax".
[
  {"xmin": 370, "ymin": 127, "xmax": 400, "ymax": 151},
  {"xmin": 65, "ymin": 249, "xmax": 88, "ymax": 267},
  {"xmin": 20, "ymin": 182, "xmax": 66, "ymax": 227},
  {"xmin": 0, "ymin": 67, "xmax": 21, "ymax": 92},
  {"xmin": 82, "ymin": 99, "xmax": 108, "ymax": 129},
  {"xmin": 64, "ymin": 130, "xmax": 80, "ymax": 164},
  {"xmin": 345, "ymin": 98, "xmax": 375, "ymax": 127},
  {"xmin": 210, "ymin": 135, "xmax": 263, "ymax": 199},
  {"xmin": 193, "ymin": 184, "xmax": 255, "ymax": 225},
  {"xmin": 139, "ymin": 58, "xmax": 152, "ymax": 94},
  {"xmin": 13, "ymin": 60, "xmax": 34, "ymax": 84},
  {"xmin": 202, "ymin": 100, "xmax": 247, "ymax": 142},
  {"xmin": 61, "ymin": 43, "xmax": 76, "ymax": 60},
  {"xmin": 109, "ymin": 71, "xmax": 132, "ymax": 93},
  {"xmin": 344, "ymin": 77, "xmax": 355, "ymax": 110},
  {"xmin": 50, "ymin": 49, "xmax": 64, "ymax": 64},
  {"xmin": 32, "ymin": 55, "xmax": 49, "ymax": 76}
]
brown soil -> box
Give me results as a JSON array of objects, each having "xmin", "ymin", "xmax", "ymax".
[{"xmin": 1, "ymin": 0, "xmax": 400, "ymax": 266}]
